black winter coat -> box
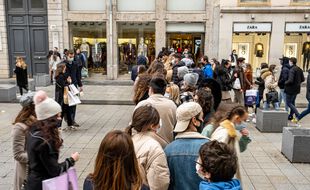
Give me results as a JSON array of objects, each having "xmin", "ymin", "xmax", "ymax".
[
  {"xmin": 55, "ymin": 73, "xmax": 68, "ymax": 105},
  {"xmin": 306, "ymin": 70, "xmax": 310, "ymax": 101},
  {"xmin": 26, "ymin": 125, "xmax": 75, "ymax": 190},
  {"xmin": 64, "ymin": 60, "xmax": 82, "ymax": 87},
  {"xmin": 172, "ymin": 61, "xmax": 185, "ymax": 85},
  {"xmin": 255, "ymin": 68, "xmax": 268, "ymax": 97},
  {"xmin": 284, "ymin": 65, "xmax": 305, "ymax": 95},
  {"xmin": 14, "ymin": 66, "xmax": 28, "ymax": 87},
  {"xmin": 278, "ymin": 63, "xmax": 290, "ymax": 89},
  {"xmin": 217, "ymin": 67, "xmax": 233, "ymax": 91}
]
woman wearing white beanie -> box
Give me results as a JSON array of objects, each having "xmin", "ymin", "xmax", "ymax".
[{"xmin": 25, "ymin": 91, "xmax": 79, "ymax": 190}]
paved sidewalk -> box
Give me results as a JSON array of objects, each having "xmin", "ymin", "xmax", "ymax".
[{"xmin": 1, "ymin": 104, "xmax": 310, "ymax": 190}]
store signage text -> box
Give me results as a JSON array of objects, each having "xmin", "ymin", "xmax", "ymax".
[
  {"xmin": 233, "ymin": 23, "xmax": 272, "ymax": 32},
  {"xmin": 286, "ymin": 23, "xmax": 310, "ymax": 33},
  {"xmin": 300, "ymin": 25, "xmax": 310, "ymax": 30}
]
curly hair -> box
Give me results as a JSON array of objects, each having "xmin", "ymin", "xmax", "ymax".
[
  {"xmin": 199, "ymin": 140, "xmax": 238, "ymax": 182},
  {"xmin": 33, "ymin": 115, "xmax": 63, "ymax": 151},
  {"xmin": 133, "ymin": 74, "xmax": 151, "ymax": 105},
  {"xmin": 196, "ymin": 88, "xmax": 214, "ymax": 122},
  {"xmin": 147, "ymin": 61, "xmax": 165, "ymax": 76}
]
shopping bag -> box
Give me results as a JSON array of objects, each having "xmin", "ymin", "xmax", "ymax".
[
  {"xmin": 81, "ymin": 67, "xmax": 88, "ymax": 78},
  {"xmin": 68, "ymin": 91, "xmax": 81, "ymax": 106},
  {"xmin": 245, "ymin": 89, "xmax": 258, "ymax": 106},
  {"xmin": 233, "ymin": 78, "xmax": 241, "ymax": 90},
  {"xmin": 68, "ymin": 84, "xmax": 79, "ymax": 95},
  {"xmin": 42, "ymin": 167, "xmax": 78, "ymax": 190},
  {"xmin": 266, "ymin": 90, "xmax": 279, "ymax": 104},
  {"xmin": 63, "ymin": 86, "xmax": 69, "ymax": 105}
]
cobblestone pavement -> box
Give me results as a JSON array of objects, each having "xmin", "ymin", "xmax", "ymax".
[{"xmin": 1, "ymin": 104, "xmax": 310, "ymax": 190}]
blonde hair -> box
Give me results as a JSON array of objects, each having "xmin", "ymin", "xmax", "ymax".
[
  {"xmin": 169, "ymin": 83, "xmax": 181, "ymax": 105},
  {"xmin": 16, "ymin": 57, "xmax": 27, "ymax": 69}
]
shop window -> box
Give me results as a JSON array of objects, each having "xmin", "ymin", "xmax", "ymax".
[
  {"xmin": 31, "ymin": 0, "xmax": 44, "ymax": 9},
  {"xmin": 167, "ymin": 0, "xmax": 205, "ymax": 11},
  {"xmin": 69, "ymin": 0, "xmax": 106, "ymax": 11},
  {"xmin": 292, "ymin": 0, "xmax": 310, "ymax": 2},
  {"xmin": 117, "ymin": 0, "xmax": 155, "ymax": 12},
  {"xmin": 69, "ymin": 22, "xmax": 107, "ymax": 74},
  {"xmin": 10, "ymin": 0, "xmax": 23, "ymax": 9},
  {"xmin": 117, "ymin": 22, "xmax": 155, "ymax": 75}
]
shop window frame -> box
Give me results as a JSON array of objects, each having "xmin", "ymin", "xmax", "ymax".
[
  {"xmin": 166, "ymin": 0, "xmax": 207, "ymax": 13},
  {"xmin": 238, "ymin": 0, "xmax": 271, "ymax": 7},
  {"xmin": 290, "ymin": 0, "xmax": 310, "ymax": 6},
  {"xmin": 116, "ymin": 0, "xmax": 156, "ymax": 12}
]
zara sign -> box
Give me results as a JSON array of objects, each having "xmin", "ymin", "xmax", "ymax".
[
  {"xmin": 233, "ymin": 23, "xmax": 272, "ymax": 33},
  {"xmin": 285, "ymin": 23, "xmax": 310, "ymax": 33}
]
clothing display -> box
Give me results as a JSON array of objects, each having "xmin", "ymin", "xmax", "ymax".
[
  {"xmin": 255, "ymin": 43, "xmax": 264, "ymax": 58},
  {"xmin": 124, "ymin": 43, "xmax": 136, "ymax": 65},
  {"xmin": 80, "ymin": 42, "xmax": 90, "ymax": 58},
  {"xmin": 302, "ymin": 41, "xmax": 310, "ymax": 71},
  {"xmin": 138, "ymin": 38, "xmax": 148, "ymax": 57}
]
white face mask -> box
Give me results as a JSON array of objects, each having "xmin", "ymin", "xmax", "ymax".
[
  {"xmin": 171, "ymin": 59, "xmax": 176, "ymax": 65},
  {"xmin": 196, "ymin": 163, "xmax": 205, "ymax": 180},
  {"xmin": 289, "ymin": 62, "xmax": 294, "ymax": 67},
  {"xmin": 164, "ymin": 92, "xmax": 170, "ymax": 98},
  {"xmin": 156, "ymin": 119, "xmax": 163, "ymax": 133}
]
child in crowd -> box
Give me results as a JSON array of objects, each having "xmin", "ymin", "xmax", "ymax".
[{"xmin": 196, "ymin": 140, "xmax": 241, "ymax": 190}]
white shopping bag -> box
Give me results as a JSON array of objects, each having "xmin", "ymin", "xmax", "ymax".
[
  {"xmin": 68, "ymin": 91, "xmax": 81, "ymax": 106},
  {"xmin": 246, "ymin": 89, "xmax": 258, "ymax": 97},
  {"xmin": 42, "ymin": 167, "xmax": 78, "ymax": 190},
  {"xmin": 233, "ymin": 78, "xmax": 241, "ymax": 90},
  {"xmin": 68, "ymin": 84, "xmax": 80, "ymax": 95}
]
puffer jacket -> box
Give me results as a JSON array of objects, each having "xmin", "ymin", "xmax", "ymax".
[
  {"xmin": 132, "ymin": 132, "xmax": 170, "ymax": 190},
  {"xmin": 284, "ymin": 65, "xmax": 305, "ymax": 95},
  {"xmin": 255, "ymin": 68, "xmax": 269, "ymax": 97},
  {"xmin": 262, "ymin": 71, "xmax": 278, "ymax": 101}
]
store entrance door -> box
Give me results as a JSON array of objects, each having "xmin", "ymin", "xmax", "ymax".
[{"xmin": 166, "ymin": 33, "xmax": 204, "ymax": 62}]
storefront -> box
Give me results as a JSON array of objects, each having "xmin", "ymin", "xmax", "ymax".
[
  {"xmin": 166, "ymin": 23, "xmax": 205, "ymax": 62},
  {"xmin": 69, "ymin": 22, "xmax": 107, "ymax": 74},
  {"xmin": 284, "ymin": 23, "xmax": 310, "ymax": 71},
  {"xmin": 232, "ymin": 23, "xmax": 272, "ymax": 70},
  {"xmin": 117, "ymin": 22, "xmax": 155, "ymax": 74}
]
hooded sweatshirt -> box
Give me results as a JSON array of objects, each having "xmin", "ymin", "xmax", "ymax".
[{"xmin": 199, "ymin": 179, "xmax": 241, "ymax": 190}]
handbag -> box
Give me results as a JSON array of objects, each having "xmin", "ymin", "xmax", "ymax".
[
  {"xmin": 63, "ymin": 86, "xmax": 69, "ymax": 105},
  {"xmin": 266, "ymin": 90, "xmax": 279, "ymax": 104},
  {"xmin": 81, "ymin": 67, "xmax": 88, "ymax": 78},
  {"xmin": 68, "ymin": 84, "xmax": 80, "ymax": 95},
  {"xmin": 42, "ymin": 167, "xmax": 78, "ymax": 190},
  {"xmin": 68, "ymin": 91, "xmax": 81, "ymax": 106},
  {"xmin": 245, "ymin": 89, "xmax": 258, "ymax": 106},
  {"xmin": 233, "ymin": 78, "xmax": 241, "ymax": 90}
]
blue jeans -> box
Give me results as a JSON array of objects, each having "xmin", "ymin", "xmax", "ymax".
[
  {"xmin": 298, "ymin": 101, "xmax": 310, "ymax": 120},
  {"xmin": 286, "ymin": 94, "xmax": 299, "ymax": 118},
  {"xmin": 279, "ymin": 89, "xmax": 289, "ymax": 111},
  {"xmin": 263, "ymin": 101, "xmax": 280, "ymax": 110}
]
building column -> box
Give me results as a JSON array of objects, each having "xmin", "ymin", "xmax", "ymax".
[
  {"xmin": 0, "ymin": 0, "xmax": 9, "ymax": 78},
  {"xmin": 155, "ymin": 0, "xmax": 166, "ymax": 56},
  {"xmin": 107, "ymin": 0, "xmax": 118, "ymax": 79},
  {"xmin": 205, "ymin": 0, "xmax": 220, "ymax": 59},
  {"xmin": 47, "ymin": 0, "xmax": 64, "ymax": 53},
  {"xmin": 218, "ymin": 15, "xmax": 233, "ymax": 61},
  {"xmin": 269, "ymin": 21, "xmax": 285, "ymax": 66}
]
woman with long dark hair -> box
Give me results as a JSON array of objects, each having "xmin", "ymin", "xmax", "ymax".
[
  {"xmin": 14, "ymin": 57, "xmax": 29, "ymax": 95},
  {"xmin": 83, "ymin": 130, "xmax": 148, "ymax": 190},
  {"xmin": 26, "ymin": 91, "xmax": 79, "ymax": 190},
  {"xmin": 126, "ymin": 105, "xmax": 170, "ymax": 190},
  {"xmin": 12, "ymin": 93, "xmax": 36, "ymax": 190}
]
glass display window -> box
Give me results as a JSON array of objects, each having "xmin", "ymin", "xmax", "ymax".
[{"xmin": 117, "ymin": 22, "xmax": 155, "ymax": 75}]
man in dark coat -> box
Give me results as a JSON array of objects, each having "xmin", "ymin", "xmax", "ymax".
[
  {"xmin": 172, "ymin": 53, "xmax": 185, "ymax": 85},
  {"xmin": 285, "ymin": 57, "xmax": 305, "ymax": 120},
  {"xmin": 232, "ymin": 57, "xmax": 246, "ymax": 105},
  {"xmin": 278, "ymin": 57, "xmax": 290, "ymax": 111},
  {"xmin": 64, "ymin": 49, "xmax": 83, "ymax": 127}
]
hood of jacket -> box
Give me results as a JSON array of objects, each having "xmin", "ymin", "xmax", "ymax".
[
  {"xmin": 261, "ymin": 70, "xmax": 272, "ymax": 80},
  {"xmin": 199, "ymin": 179, "xmax": 241, "ymax": 190},
  {"xmin": 219, "ymin": 120, "xmax": 236, "ymax": 138}
]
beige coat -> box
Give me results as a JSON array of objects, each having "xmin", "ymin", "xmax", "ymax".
[
  {"xmin": 12, "ymin": 123, "xmax": 29, "ymax": 190},
  {"xmin": 132, "ymin": 132, "xmax": 170, "ymax": 190},
  {"xmin": 261, "ymin": 71, "xmax": 278, "ymax": 101},
  {"xmin": 135, "ymin": 94, "xmax": 177, "ymax": 143}
]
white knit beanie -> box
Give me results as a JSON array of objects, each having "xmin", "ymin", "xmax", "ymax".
[{"xmin": 34, "ymin": 90, "xmax": 62, "ymax": 121}]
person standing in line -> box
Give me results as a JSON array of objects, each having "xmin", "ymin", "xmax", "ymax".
[
  {"xmin": 285, "ymin": 57, "xmax": 305, "ymax": 121},
  {"xmin": 254, "ymin": 63, "xmax": 269, "ymax": 113},
  {"xmin": 12, "ymin": 93, "xmax": 36, "ymax": 190},
  {"xmin": 297, "ymin": 68, "xmax": 310, "ymax": 122},
  {"xmin": 14, "ymin": 57, "xmax": 29, "ymax": 96},
  {"xmin": 201, "ymin": 56, "xmax": 213, "ymax": 79},
  {"xmin": 64, "ymin": 50, "xmax": 83, "ymax": 127},
  {"xmin": 232, "ymin": 57, "xmax": 246, "ymax": 105},
  {"xmin": 217, "ymin": 59, "xmax": 233, "ymax": 103},
  {"xmin": 172, "ymin": 53, "xmax": 186, "ymax": 85},
  {"xmin": 48, "ymin": 53, "xmax": 61, "ymax": 84},
  {"xmin": 262, "ymin": 65, "xmax": 279, "ymax": 110},
  {"xmin": 26, "ymin": 91, "xmax": 79, "ymax": 190},
  {"xmin": 278, "ymin": 57, "xmax": 290, "ymax": 111},
  {"xmin": 83, "ymin": 130, "xmax": 149, "ymax": 190},
  {"xmin": 126, "ymin": 105, "xmax": 170, "ymax": 190},
  {"xmin": 164, "ymin": 102, "xmax": 209, "ymax": 190}
]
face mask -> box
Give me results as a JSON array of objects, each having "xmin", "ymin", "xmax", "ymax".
[
  {"xmin": 195, "ymin": 118, "xmax": 204, "ymax": 129},
  {"xmin": 273, "ymin": 69, "xmax": 278, "ymax": 74},
  {"xmin": 156, "ymin": 119, "xmax": 163, "ymax": 133},
  {"xmin": 68, "ymin": 57, "xmax": 74, "ymax": 62},
  {"xmin": 164, "ymin": 92, "xmax": 170, "ymax": 98},
  {"xmin": 289, "ymin": 62, "xmax": 293, "ymax": 67},
  {"xmin": 171, "ymin": 59, "xmax": 175, "ymax": 65},
  {"xmin": 196, "ymin": 163, "xmax": 205, "ymax": 180},
  {"xmin": 235, "ymin": 121, "xmax": 246, "ymax": 131},
  {"xmin": 56, "ymin": 119, "xmax": 62, "ymax": 128}
]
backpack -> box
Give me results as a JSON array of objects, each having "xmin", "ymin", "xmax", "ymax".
[{"xmin": 202, "ymin": 64, "xmax": 213, "ymax": 79}]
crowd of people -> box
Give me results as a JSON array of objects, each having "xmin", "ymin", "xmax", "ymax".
[{"xmin": 11, "ymin": 46, "xmax": 310, "ymax": 190}]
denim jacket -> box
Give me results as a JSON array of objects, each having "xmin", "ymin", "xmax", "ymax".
[{"xmin": 164, "ymin": 132, "xmax": 209, "ymax": 190}]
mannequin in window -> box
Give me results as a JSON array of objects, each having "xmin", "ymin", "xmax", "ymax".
[
  {"xmin": 302, "ymin": 36, "xmax": 310, "ymax": 71},
  {"xmin": 80, "ymin": 39, "xmax": 90, "ymax": 68},
  {"xmin": 230, "ymin": 49, "xmax": 238, "ymax": 67},
  {"xmin": 125, "ymin": 40, "xmax": 136, "ymax": 72},
  {"xmin": 138, "ymin": 37, "xmax": 148, "ymax": 57},
  {"xmin": 255, "ymin": 43, "xmax": 264, "ymax": 58}
]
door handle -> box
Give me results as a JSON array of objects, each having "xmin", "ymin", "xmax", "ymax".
[{"xmin": 34, "ymin": 56, "xmax": 42, "ymax": 60}]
